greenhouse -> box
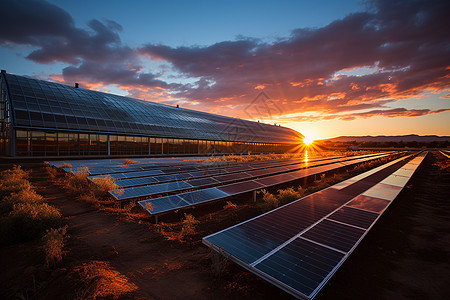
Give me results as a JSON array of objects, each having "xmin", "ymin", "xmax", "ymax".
[{"xmin": 0, "ymin": 70, "xmax": 302, "ymax": 157}]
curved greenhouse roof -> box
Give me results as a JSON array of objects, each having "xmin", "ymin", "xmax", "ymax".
[{"xmin": 2, "ymin": 73, "xmax": 302, "ymax": 143}]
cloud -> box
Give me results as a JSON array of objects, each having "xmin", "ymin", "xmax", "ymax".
[
  {"xmin": 0, "ymin": 0, "xmax": 133, "ymax": 65},
  {"xmin": 138, "ymin": 0, "xmax": 450, "ymax": 118}
]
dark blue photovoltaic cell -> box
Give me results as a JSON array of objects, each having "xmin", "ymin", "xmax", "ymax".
[
  {"xmin": 115, "ymin": 176, "xmax": 158, "ymax": 188},
  {"xmin": 254, "ymin": 172, "xmax": 298, "ymax": 187},
  {"xmin": 108, "ymin": 169, "xmax": 164, "ymax": 179},
  {"xmin": 110, "ymin": 181, "xmax": 193, "ymax": 200},
  {"xmin": 187, "ymin": 177, "xmax": 220, "ymax": 187},
  {"xmin": 217, "ymin": 180, "xmax": 266, "ymax": 195},
  {"xmin": 154, "ymin": 173, "xmax": 194, "ymax": 182},
  {"xmin": 213, "ymin": 172, "xmax": 251, "ymax": 182},
  {"xmin": 138, "ymin": 195, "xmax": 190, "ymax": 214},
  {"xmin": 178, "ymin": 187, "xmax": 230, "ymax": 205},
  {"xmin": 254, "ymin": 238, "xmax": 345, "ymax": 298},
  {"xmin": 301, "ymin": 219, "xmax": 365, "ymax": 252},
  {"xmin": 328, "ymin": 206, "xmax": 379, "ymax": 230}
]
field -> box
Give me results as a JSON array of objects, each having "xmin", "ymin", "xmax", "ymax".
[{"xmin": 0, "ymin": 151, "xmax": 449, "ymax": 299}]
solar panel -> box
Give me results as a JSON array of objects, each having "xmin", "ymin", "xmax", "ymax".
[
  {"xmin": 108, "ymin": 169, "xmax": 164, "ymax": 179},
  {"xmin": 301, "ymin": 219, "xmax": 365, "ymax": 252},
  {"xmin": 253, "ymin": 238, "xmax": 345, "ymax": 298},
  {"xmin": 115, "ymin": 177, "xmax": 158, "ymax": 188},
  {"xmin": 217, "ymin": 180, "xmax": 266, "ymax": 195},
  {"xmin": 110, "ymin": 181, "xmax": 193, "ymax": 200},
  {"xmin": 361, "ymin": 183, "xmax": 402, "ymax": 201},
  {"xmin": 139, "ymin": 195, "xmax": 189, "ymax": 214},
  {"xmin": 187, "ymin": 177, "xmax": 220, "ymax": 187},
  {"xmin": 178, "ymin": 187, "xmax": 230, "ymax": 205},
  {"xmin": 327, "ymin": 206, "xmax": 379, "ymax": 230},
  {"xmin": 346, "ymin": 195, "xmax": 390, "ymax": 213}
]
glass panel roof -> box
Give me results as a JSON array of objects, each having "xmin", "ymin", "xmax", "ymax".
[{"xmin": 5, "ymin": 73, "xmax": 301, "ymax": 143}]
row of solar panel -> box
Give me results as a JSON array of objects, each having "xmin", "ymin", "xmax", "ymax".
[
  {"xmin": 115, "ymin": 153, "xmax": 390, "ymax": 201},
  {"xmin": 440, "ymin": 150, "xmax": 450, "ymax": 159},
  {"xmin": 112, "ymin": 155, "xmax": 347, "ymax": 188},
  {"xmin": 137, "ymin": 153, "xmax": 392, "ymax": 214},
  {"xmin": 202, "ymin": 152, "xmax": 426, "ymax": 299}
]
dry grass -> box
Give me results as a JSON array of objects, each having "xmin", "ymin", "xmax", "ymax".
[
  {"xmin": 65, "ymin": 167, "xmax": 90, "ymax": 194},
  {"xmin": 123, "ymin": 159, "xmax": 138, "ymax": 165},
  {"xmin": 42, "ymin": 225, "xmax": 68, "ymax": 267},
  {"xmin": 3, "ymin": 189, "xmax": 44, "ymax": 205},
  {"xmin": 72, "ymin": 260, "xmax": 138, "ymax": 299},
  {"xmin": 277, "ymin": 187, "xmax": 304, "ymax": 205},
  {"xmin": 258, "ymin": 189, "xmax": 279, "ymax": 211},
  {"xmin": 181, "ymin": 213, "xmax": 200, "ymax": 236},
  {"xmin": 0, "ymin": 165, "xmax": 32, "ymax": 198},
  {"xmin": 91, "ymin": 175, "xmax": 121, "ymax": 198}
]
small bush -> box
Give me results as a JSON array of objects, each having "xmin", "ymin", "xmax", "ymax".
[
  {"xmin": 258, "ymin": 189, "xmax": 279, "ymax": 211},
  {"xmin": 0, "ymin": 202, "xmax": 63, "ymax": 244},
  {"xmin": 72, "ymin": 261, "xmax": 138, "ymax": 299},
  {"xmin": 277, "ymin": 187, "xmax": 304, "ymax": 205},
  {"xmin": 4, "ymin": 189, "xmax": 44, "ymax": 204},
  {"xmin": 91, "ymin": 175, "xmax": 120, "ymax": 197},
  {"xmin": 181, "ymin": 213, "xmax": 200, "ymax": 236},
  {"xmin": 0, "ymin": 165, "xmax": 32, "ymax": 198},
  {"xmin": 42, "ymin": 225, "xmax": 68, "ymax": 267},
  {"xmin": 66, "ymin": 167, "xmax": 90, "ymax": 194}
]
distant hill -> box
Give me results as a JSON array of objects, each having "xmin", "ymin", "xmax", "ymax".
[{"xmin": 324, "ymin": 135, "xmax": 450, "ymax": 143}]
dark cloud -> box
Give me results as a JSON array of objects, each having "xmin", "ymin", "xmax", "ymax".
[
  {"xmin": 60, "ymin": 61, "xmax": 180, "ymax": 90},
  {"xmin": 0, "ymin": 0, "xmax": 132, "ymax": 64}
]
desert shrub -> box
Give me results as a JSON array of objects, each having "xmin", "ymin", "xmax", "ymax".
[
  {"xmin": 0, "ymin": 202, "xmax": 63, "ymax": 244},
  {"xmin": 181, "ymin": 213, "xmax": 200, "ymax": 236},
  {"xmin": 0, "ymin": 165, "xmax": 32, "ymax": 198},
  {"xmin": 42, "ymin": 225, "xmax": 68, "ymax": 267},
  {"xmin": 277, "ymin": 187, "xmax": 304, "ymax": 205},
  {"xmin": 72, "ymin": 261, "xmax": 138, "ymax": 299},
  {"xmin": 223, "ymin": 201, "xmax": 237, "ymax": 210},
  {"xmin": 66, "ymin": 167, "xmax": 90, "ymax": 194},
  {"xmin": 4, "ymin": 189, "xmax": 44, "ymax": 204},
  {"xmin": 91, "ymin": 175, "xmax": 120, "ymax": 197},
  {"xmin": 1, "ymin": 189, "xmax": 45, "ymax": 214},
  {"xmin": 123, "ymin": 159, "xmax": 137, "ymax": 165},
  {"xmin": 258, "ymin": 189, "xmax": 279, "ymax": 211},
  {"xmin": 78, "ymin": 192, "xmax": 100, "ymax": 206}
]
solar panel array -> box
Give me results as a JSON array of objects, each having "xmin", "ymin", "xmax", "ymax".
[
  {"xmin": 138, "ymin": 153, "xmax": 392, "ymax": 214},
  {"xmin": 203, "ymin": 152, "xmax": 426, "ymax": 299}
]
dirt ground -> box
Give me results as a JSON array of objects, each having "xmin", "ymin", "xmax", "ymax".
[{"xmin": 1, "ymin": 151, "xmax": 449, "ymax": 299}]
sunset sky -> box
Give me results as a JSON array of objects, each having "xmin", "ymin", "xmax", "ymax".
[{"xmin": 1, "ymin": 0, "xmax": 449, "ymax": 139}]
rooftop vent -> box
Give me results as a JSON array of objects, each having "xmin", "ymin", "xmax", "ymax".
[{"xmin": 75, "ymin": 83, "xmax": 79, "ymax": 88}]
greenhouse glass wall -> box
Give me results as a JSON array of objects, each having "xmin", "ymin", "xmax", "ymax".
[{"xmin": 0, "ymin": 71, "xmax": 302, "ymax": 157}]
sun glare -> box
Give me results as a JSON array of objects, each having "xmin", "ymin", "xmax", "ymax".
[{"xmin": 303, "ymin": 136, "xmax": 314, "ymax": 146}]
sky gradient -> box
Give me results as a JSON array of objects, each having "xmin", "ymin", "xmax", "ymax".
[{"xmin": 1, "ymin": 0, "xmax": 449, "ymax": 139}]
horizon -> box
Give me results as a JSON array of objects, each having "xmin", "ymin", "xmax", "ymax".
[{"xmin": 1, "ymin": 0, "xmax": 449, "ymax": 139}]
